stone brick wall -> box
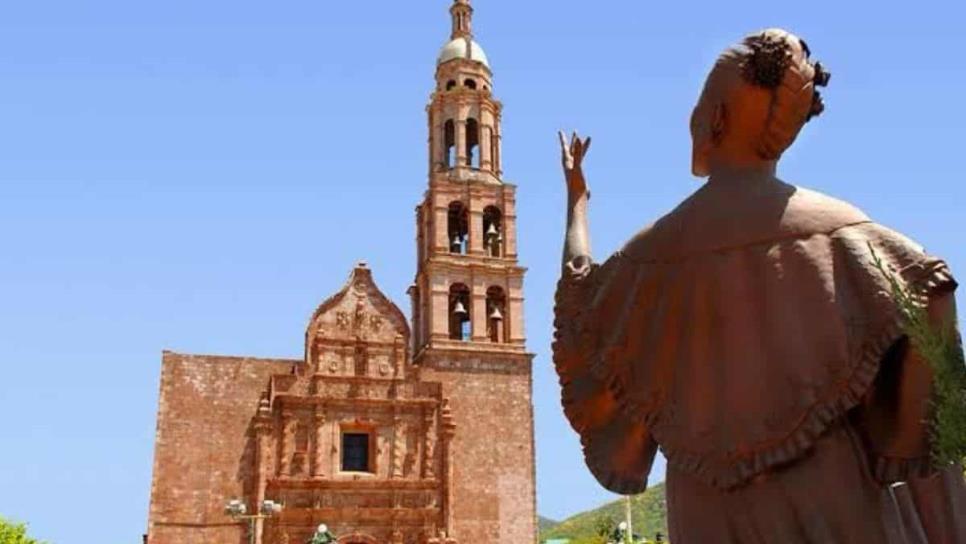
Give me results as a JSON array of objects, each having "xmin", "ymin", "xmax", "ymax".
[
  {"xmin": 147, "ymin": 352, "xmax": 297, "ymax": 544},
  {"xmin": 418, "ymin": 351, "xmax": 536, "ymax": 543}
]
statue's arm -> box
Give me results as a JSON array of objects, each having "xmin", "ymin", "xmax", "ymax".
[
  {"xmin": 857, "ymin": 289, "xmax": 961, "ymax": 479},
  {"xmin": 554, "ymin": 132, "xmax": 656, "ymax": 494},
  {"xmin": 559, "ymin": 131, "xmax": 593, "ymax": 277}
]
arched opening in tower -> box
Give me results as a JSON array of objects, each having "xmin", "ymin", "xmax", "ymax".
[
  {"xmin": 483, "ymin": 205, "xmax": 503, "ymax": 257},
  {"xmin": 466, "ymin": 117, "xmax": 480, "ymax": 169},
  {"xmin": 449, "ymin": 283, "xmax": 472, "ymax": 342},
  {"xmin": 444, "ymin": 119, "xmax": 456, "ymax": 169},
  {"xmin": 447, "ymin": 201, "xmax": 469, "ymax": 255},
  {"xmin": 486, "ymin": 285, "xmax": 507, "ymax": 343},
  {"xmin": 464, "ymin": 78, "xmax": 477, "ymax": 90}
]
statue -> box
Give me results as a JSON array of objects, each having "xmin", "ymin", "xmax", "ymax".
[{"xmin": 554, "ymin": 29, "xmax": 966, "ymax": 543}]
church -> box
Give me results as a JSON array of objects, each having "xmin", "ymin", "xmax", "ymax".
[{"xmin": 145, "ymin": 2, "xmax": 537, "ymax": 543}]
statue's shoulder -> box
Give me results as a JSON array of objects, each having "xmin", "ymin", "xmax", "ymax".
[
  {"xmin": 620, "ymin": 182, "xmax": 872, "ymax": 261},
  {"xmin": 781, "ymin": 185, "xmax": 871, "ymax": 233}
]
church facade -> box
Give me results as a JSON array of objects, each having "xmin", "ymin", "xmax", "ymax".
[{"xmin": 145, "ymin": 2, "xmax": 536, "ymax": 543}]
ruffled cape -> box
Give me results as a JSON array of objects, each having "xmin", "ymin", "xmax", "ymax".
[{"xmin": 553, "ymin": 181, "xmax": 958, "ymax": 492}]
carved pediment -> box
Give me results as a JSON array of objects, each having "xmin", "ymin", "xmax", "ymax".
[{"xmin": 305, "ymin": 263, "xmax": 410, "ymax": 360}]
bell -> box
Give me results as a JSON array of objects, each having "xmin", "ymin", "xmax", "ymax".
[
  {"xmin": 486, "ymin": 223, "xmax": 500, "ymax": 239},
  {"xmin": 489, "ymin": 306, "xmax": 503, "ymax": 321},
  {"xmin": 452, "ymin": 301, "xmax": 468, "ymax": 316},
  {"xmin": 451, "ymin": 235, "xmax": 462, "ymax": 250}
]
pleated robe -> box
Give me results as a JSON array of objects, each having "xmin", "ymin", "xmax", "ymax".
[{"xmin": 553, "ymin": 177, "xmax": 966, "ymax": 543}]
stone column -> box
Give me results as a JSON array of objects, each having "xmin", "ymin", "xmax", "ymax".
[
  {"xmin": 434, "ymin": 204, "xmax": 449, "ymax": 253},
  {"xmin": 471, "ymin": 279, "xmax": 487, "ymax": 342},
  {"xmin": 435, "ymin": 111, "xmax": 447, "ymax": 170},
  {"xmin": 455, "ymin": 120, "xmax": 467, "ymax": 168},
  {"xmin": 391, "ymin": 417, "xmax": 406, "ymax": 479},
  {"xmin": 480, "ymin": 125, "xmax": 493, "ymax": 172},
  {"xmin": 440, "ymin": 400, "xmax": 457, "ymax": 536},
  {"xmin": 468, "ymin": 201, "xmax": 484, "ymax": 256},
  {"xmin": 431, "ymin": 289, "xmax": 450, "ymax": 341},
  {"xmin": 422, "ymin": 408, "xmax": 437, "ymax": 480},
  {"xmin": 279, "ymin": 411, "xmax": 296, "ymax": 478},
  {"xmin": 253, "ymin": 398, "xmax": 273, "ymax": 544},
  {"xmin": 312, "ymin": 408, "xmax": 326, "ymax": 479},
  {"xmin": 493, "ymin": 125, "xmax": 502, "ymax": 177}
]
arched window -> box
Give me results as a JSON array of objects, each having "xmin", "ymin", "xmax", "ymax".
[
  {"xmin": 449, "ymin": 284, "xmax": 472, "ymax": 341},
  {"xmin": 464, "ymin": 79, "xmax": 477, "ymax": 90},
  {"xmin": 447, "ymin": 201, "xmax": 469, "ymax": 255},
  {"xmin": 466, "ymin": 118, "xmax": 480, "ymax": 169},
  {"xmin": 444, "ymin": 120, "xmax": 456, "ymax": 169},
  {"xmin": 446, "ymin": 80, "xmax": 457, "ymax": 91},
  {"xmin": 483, "ymin": 206, "xmax": 503, "ymax": 257},
  {"xmin": 486, "ymin": 286, "xmax": 507, "ymax": 343}
]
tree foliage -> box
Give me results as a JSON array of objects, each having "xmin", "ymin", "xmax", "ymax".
[
  {"xmin": 0, "ymin": 517, "xmax": 46, "ymax": 544},
  {"xmin": 871, "ymin": 245, "xmax": 966, "ymax": 468},
  {"xmin": 539, "ymin": 483, "xmax": 667, "ymax": 543}
]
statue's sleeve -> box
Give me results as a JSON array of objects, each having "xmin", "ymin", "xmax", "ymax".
[
  {"xmin": 856, "ymin": 289, "xmax": 961, "ymax": 482},
  {"xmin": 553, "ymin": 252, "xmax": 658, "ymax": 494},
  {"xmin": 843, "ymin": 223, "xmax": 961, "ymax": 484}
]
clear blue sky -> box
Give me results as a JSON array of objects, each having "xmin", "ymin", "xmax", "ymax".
[{"xmin": 1, "ymin": 1, "xmax": 964, "ymax": 542}]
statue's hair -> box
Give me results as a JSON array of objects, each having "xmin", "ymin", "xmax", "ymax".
[
  {"xmin": 741, "ymin": 32, "xmax": 793, "ymax": 89},
  {"xmin": 692, "ymin": 28, "xmax": 819, "ymax": 166}
]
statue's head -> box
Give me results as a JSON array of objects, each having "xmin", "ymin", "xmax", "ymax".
[{"xmin": 690, "ymin": 28, "xmax": 830, "ymax": 177}]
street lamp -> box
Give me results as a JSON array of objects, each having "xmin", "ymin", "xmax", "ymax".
[
  {"xmin": 225, "ymin": 499, "xmax": 284, "ymax": 544},
  {"xmin": 309, "ymin": 523, "xmax": 336, "ymax": 544}
]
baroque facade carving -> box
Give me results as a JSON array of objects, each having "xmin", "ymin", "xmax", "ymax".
[{"xmin": 247, "ymin": 264, "xmax": 454, "ymax": 543}]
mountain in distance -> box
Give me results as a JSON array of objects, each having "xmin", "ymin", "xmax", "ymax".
[
  {"xmin": 539, "ymin": 483, "xmax": 667, "ymax": 543},
  {"xmin": 539, "ymin": 515, "xmax": 560, "ymax": 533}
]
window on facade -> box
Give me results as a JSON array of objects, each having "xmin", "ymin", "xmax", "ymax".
[
  {"xmin": 464, "ymin": 79, "xmax": 477, "ymax": 90},
  {"xmin": 449, "ymin": 283, "xmax": 471, "ymax": 341},
  {"xmin": 446, "ymin": 80, "xmax": 457, "ymax": 91},
  {"xmin": 341, "ymin": 432, "xmax": 371, "ymax": 472}
]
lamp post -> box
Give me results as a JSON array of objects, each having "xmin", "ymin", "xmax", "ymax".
[
  {"xmin": 225, "ymin": 499, "xmax": 284, "ymax": 544},
  {"xmin": 309, "ymin": 523, "xmax": 336, "ymax": 544}
]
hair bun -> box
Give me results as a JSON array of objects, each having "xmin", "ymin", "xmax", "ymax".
[{"xmin": 741, "ymin": 33, "xmax": 793, "ymax": 89}]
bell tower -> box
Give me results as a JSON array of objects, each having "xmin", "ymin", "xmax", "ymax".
[{"xmin": 409, "ymin": 1, "xmax": 536, "ymax": 542}]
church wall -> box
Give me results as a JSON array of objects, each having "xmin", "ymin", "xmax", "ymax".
[
  {"xmin": 419, "ymin": 353, "xmax": 536, "ymax": 543},
  {"xmin": 147, "ymin": 352, "xmax": 297, "ymax": 544}
]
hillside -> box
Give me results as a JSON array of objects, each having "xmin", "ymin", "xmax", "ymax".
[
  {"xmin": 540, "ymin": 483, "xmax": 667, "ymax": 543},
  {"xmin": 539, "ymin": 516, "xmax": 560, "ymax": 533}
]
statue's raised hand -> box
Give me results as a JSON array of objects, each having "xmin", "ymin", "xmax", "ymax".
[{"xmin": 559, "ymin": 130, "xmax": 591, "ymax": 200}]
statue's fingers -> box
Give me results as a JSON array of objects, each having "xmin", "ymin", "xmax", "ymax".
[
  {"xmin": 558, "ymin": 130, "xmax": 568, "ymax": 152},
  {"xmin": 583, "ymin": 136, "xmax": 592, "ymax": 154}
]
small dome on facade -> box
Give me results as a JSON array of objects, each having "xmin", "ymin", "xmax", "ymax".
[{"xmin": 437, "ymin": 37, "xmax": 490, "ymax": 68}]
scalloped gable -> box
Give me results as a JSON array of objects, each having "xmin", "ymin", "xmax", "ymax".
[{"xmin": 304, "ymin": 262, "xmax": 410, "ymax": 359}]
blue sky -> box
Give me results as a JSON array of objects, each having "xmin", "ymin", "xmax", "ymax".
[{"xmin": 1, "ymin": 1, "xmax": 964, "ymax": 542}]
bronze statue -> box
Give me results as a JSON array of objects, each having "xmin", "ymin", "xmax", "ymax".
[{"xmin": 554, "ymin": 28, "xmax": 966, "ymax": 542}]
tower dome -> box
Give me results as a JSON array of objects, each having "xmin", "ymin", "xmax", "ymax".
[{"xmin": 437, "ymin": 36, "xmax": 490, "ymax": 68}]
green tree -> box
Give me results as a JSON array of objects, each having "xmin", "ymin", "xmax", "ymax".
[
  {"xmin": 592, "ymin": 514, "xmax": 614, "ymax": 538},
  {"xmin": 0, "ymin": 517, "xmax": 46, "ymax": 544},
  {"xmin": 569, "ymin": 536, "xmax": 607, "ymax": 544},
  {"xmin": 871, "ymin": 245, "xmax": 966, "ymax": 468}
]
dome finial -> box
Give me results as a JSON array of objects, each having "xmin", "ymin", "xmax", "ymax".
[{"xmin": 450, "ymin": 0, "xmax": 473, "ymax": 40}]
